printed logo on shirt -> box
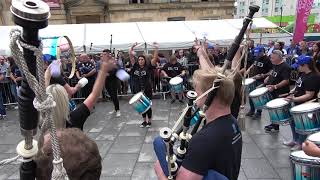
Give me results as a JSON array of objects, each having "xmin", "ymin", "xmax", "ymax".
[
  {"xmin": 270, "ymin": 70, "xmax": 278, "ymax": 77},
  {"xmin": 254, "ymin": 61, "xmax": 264, "ymax": 68},
  {"xmin": 296, "ymin": 77, "xmax": 302, "ymax": 87},
  {"xmin": 133, "ymin": 70, "xmax": 147, "ymax": 76},
  {"xmin": 167, "ymin": 66, "xmax": 179, "ymax": 71}
]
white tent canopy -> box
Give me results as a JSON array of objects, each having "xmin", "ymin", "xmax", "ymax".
[
  {"xmin": 85, "ymin": 22, "xmax": 145, "ymax": 52},
  {"xmin": 0, "ymin": 17, "xmax": 277, "ymax": 55}
]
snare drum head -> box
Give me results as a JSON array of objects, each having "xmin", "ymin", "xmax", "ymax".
[
  {"xmin": 249, "ymin": 87, "xmax": 268, "ymax": 97},
  {"xmin": 290, "ymin": 102, "xmax": 320, "ymax": 113},
  {"xmin": 290, "ymin": 150, "xmax": 320, "ymax": 162},
  {"xmin": 244, "ymin": 78, "xmax": 255, "ymax": 85},
  {"xmin": 307, "ymin": 132, "xmax": 320, "ymax": 142},
  {"xmin": 129, "ymin": 92, "xmax": 143, "ymax": 104},
  {"xmin": 266, "ymin": 98, "xmax": 289, "ymax": 108},
  {"xmin": 169, "ymin": 77, "xmax": 183, "ymax": 85}
]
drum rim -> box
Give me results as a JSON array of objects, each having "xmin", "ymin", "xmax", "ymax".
[
  {"xmin": 249, "ymin": 87, "xmax": 269, "ymax": 97},
  {"xmin": 244, "ymin": 78, "xmax": 256, "ymax": 85},
  {"xmin": 129, "ymin": 92, "xmax": 144, "ymax": 104},
  {"xmin": 169, "ymin": 77, "xmax": 183, "ymax": 85},
  {"xmin": 266, "ymin": 98, "xmax": 290, "ymax": 108},
  {"xmin": 290, "ymin": 151, "xmax": 320, "ymax": 166},
  {"xmin": 307, "ymin": 132, "xmax": 320, "ymax": 143},
  {"xmin": 290, "ymin": 102, "xmax": 320, "ymax": 113}
]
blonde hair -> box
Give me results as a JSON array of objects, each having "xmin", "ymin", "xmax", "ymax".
[
  {"xmin": 43, "ymin": 84, "xmax": 70, "ymax": 130},
  {"xmin": 192, "ymin": 68, "xmax": 235, "ymax": 106}
]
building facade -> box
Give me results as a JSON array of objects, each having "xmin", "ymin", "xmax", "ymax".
[
  {"xmin": 235, "ymin": 0, "xmax": 320, "ymax": 22},
  {"xmin": 0, "ymin": 0, "xmax": 235, "ymax": 25}
]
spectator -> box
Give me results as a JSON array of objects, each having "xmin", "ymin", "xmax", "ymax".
[
  {"xmin": 299, "ymin": 40, "xmax": 312, "ymax": 56},
  {"xmin": 267, "ymin": 40, "xmax": 275, "ymax": 56},
  {"xmin": 311, "ymin": 41, "xmax": 320, "ymax": 74},
  {"xmin": 76, "ymin": 54, "xmax": 96, "ymax": 98},
  {"xmin": 274, "ymin": 41, "xmax": 287, "ymax": 55},
  {"xmin": 8, "ymin": 57, "xmax": 21, "ymax": 104},
  {"xmin": 176, "ymin": 49, "xmax": 188, "ymax": 67}
]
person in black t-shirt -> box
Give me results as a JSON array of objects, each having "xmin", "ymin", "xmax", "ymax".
[
  {"xmin": 162, "ymin": 55, "xmax": 186, "ymax": 104},
  {"xmin": 283, "ymin": 55, "xmax": 320, "ymax": 151},
  {"xmin": 76, "ymin": 54, "xmax": 96, "ymax": 98},
  {"xmin": 42, "ymin": 53, "xmax": 117, "ymax": 132},
  {"xmin": 246, "ymin": 46, "xmax": 273, "ymax": 119},
  {"xmin": 129, "ymin": 42, "xmax": 158, "ymax": 128},
  {"xmin": 103, "ymin": 49, "xmax": 121, "ymax": 118},
  {"xmin": 155, "ymin": 46, "xmax": 242, "ymax": 180},
  {"xmin": 263, "ymin": 50, "xmax": 291, "ymax": 132}
]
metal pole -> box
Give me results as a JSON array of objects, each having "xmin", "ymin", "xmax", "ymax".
[
  {"xmin": 10, "ymin": 0, "xmax": 50, "ymax": 179},
  {"xmin": 280, "ymin": 6, "xmax": 283, "ymax": 28}
]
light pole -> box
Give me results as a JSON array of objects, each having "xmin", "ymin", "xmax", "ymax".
[{"xmin": 280, "ymin": 6, "xmax": 283, "ymax": 27}]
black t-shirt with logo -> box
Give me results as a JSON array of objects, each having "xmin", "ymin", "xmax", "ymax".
[
  {"xmin": 294, "ymin": 72, "xmax": 320, "ymax": 104},
  {"xmin": 250, "ymin": 55, "xmax": 272, "ymax": 78},
  {"xmin": 162, "ymin": 62, "xmax": 184, "ymax": 78},
  {"xmin": 131, "ymin": 63, "xmax": 155, "ymax": 98},
  {"xmin": 182, "ymin": 114, "xmax": 242, "ymax": 180},
  {"xmin": 266, "ymin": 62, "xmax": 291, "ymax": 97}
]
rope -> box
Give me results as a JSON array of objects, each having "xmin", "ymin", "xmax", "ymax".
[{"xmin": 9, "ymin": 29, "xmax": 69, "ymax": 180}]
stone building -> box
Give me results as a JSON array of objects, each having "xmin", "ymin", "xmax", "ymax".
[{"xmin": 1, "ymin": 0, "xmax": 235, "ymax": 25}]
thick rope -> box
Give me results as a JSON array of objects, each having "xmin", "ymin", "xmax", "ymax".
[{"xmin": 9, "ymin": 29, "xmax": 69, "ymax": 180}]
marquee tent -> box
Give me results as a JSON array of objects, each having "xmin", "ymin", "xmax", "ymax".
[{"xmin": 0, "ymin": 17, "xmax": 277, "ymax": 55}]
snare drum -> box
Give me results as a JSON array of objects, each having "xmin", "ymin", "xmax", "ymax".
[
  {"xmin": 249, "ymin": 87, "xmax": 273, "ymax": 109},
  {"xmin": 290, "ymin": 151, "xmax": 320, "ymax": 180},
  {"xmin": 129, "ymin": 92, "xmax": 152, "ymax": 114},
  {"xmin": 265, "ymin": 98, "xmax": 292, "ymax": 125},
  {"xmin": 244, "ymin": 78, "xmax": 256, "ymax": 93},
  {"xmin": 307, "ymin": 132, "xmax": 320, "ymax": 147},
  {"xmin": 290, "ymin": 102, "xmax": 320, "ymax": 135},
  {"xmin": 169, "ymin": 77, "xmax": 183, "ymax": 93}
]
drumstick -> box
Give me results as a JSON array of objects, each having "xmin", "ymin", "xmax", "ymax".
[{"xmin": 256, "ymin": 83, "xmax": 264, "ymax": 89}]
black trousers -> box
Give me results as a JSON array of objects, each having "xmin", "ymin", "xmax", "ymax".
[
  {"xmin": 82, "ymin": 79, "xmax": 94, "ymax": 99},
  {"xmin": 105, "ymin": 79, "xmax": 120, "ymax": 111},
  {"xmin": 142, "ymin": 108, "xmax": 152, "ymax": 119}
]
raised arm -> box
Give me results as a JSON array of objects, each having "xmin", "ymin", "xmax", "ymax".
[
  {"xmin": 83, "ymin": 52, "xmax": 117, "ymax": 111},
  {"xmin": 196, "ymin": 46, "xmax": 215, "ymax": 70},
  {"xmin": 130, "ymin": 42, "xmax": 138, "ymax": 66},
  {"xmin": 151, "ymin": 42, "xmax": 159, "ymax": 66}
]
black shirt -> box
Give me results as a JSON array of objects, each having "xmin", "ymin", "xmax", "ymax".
[
  {"xmin": 182, "ymin": 114, "xmax": 242, "ymax": 180},
  {"xmin": 66, "ymin": 103, "xmax": 90, "ymax": 131},
  {"xmin": 11, "ymin": 65, "xmax": 22, "ymax": 86},
  {"xmin": 241, "ymin": 47, "xmax": 255, "ymax": 70},
  {"xmin": 131, "ymin": 63, "xmax": 155, "ymax": 98},
  {"xmin": 50, "ymin": 76, "xmax": 67, "ymax": 86},
  {"xmin": 162, "ymin": 62, "xmax": 183, "ymax": 78},
  {"xmin": 266, "ymin": 62, "xmax": 291, "ymax": 97},
  {"xmin": 294, "ymin": 72, "xmax": 320, "ymax": 104},
  {"xmin": 250, "ymin": 55, "xmax": 272, "ymax": 78}
]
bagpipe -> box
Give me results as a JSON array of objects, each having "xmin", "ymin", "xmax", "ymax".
[{"xmin": 153, "ymin": 5, "xmax": 260, "ymax": 179}]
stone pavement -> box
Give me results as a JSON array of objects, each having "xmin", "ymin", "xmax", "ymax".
[{"xmin": 0, "ymin": 98, "xmax": 294, "ymax": 180}]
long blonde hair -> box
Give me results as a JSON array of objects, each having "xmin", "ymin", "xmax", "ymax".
[{"xmin": 44, "ymin": 84, "xmax": 70, "ymax": 130}]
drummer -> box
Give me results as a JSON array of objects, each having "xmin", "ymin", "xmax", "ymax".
[
  {"xmin": 162, "ymin": 55, "xmax": 186, "ymax": 104},
  {"xmin": 263, "ymin": 50, "xmax": 291, "ymax": 133},
  {"xmin": 129, "ymin": 43, "xmax": 158, "ymax": 128},
  {"xmin": 284, "ymin": 55, "xmax": 320, "ymax": 150},
  {"xmin": 245, "ymin": 46, "xmax": 273, "ymax": 119}
]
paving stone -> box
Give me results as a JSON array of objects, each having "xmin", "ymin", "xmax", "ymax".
[
  {"xmin": 238, "ymin": 168, "xmax": 247, "ymax": 180},
  {"xmin": 95, "ymin": 129, "xmax": 120, "ymax": 141},
  {"xmin": 100, "ymin": 176, "xmax": 131, "ymax": 180},
  {"xmin": 145, "ymin": 131, "xmax": 160, "ymax": 144},
  {"xmin": 0, "ymin": 144, "xmax": 16, "ymax": 154},
  {"xmin": 109, "ymin": 136, "xmax": 144, "ymax": 153},
  {"xmin": 96, "ymin": 140, "xmax": 114, "ymax": 158},
  {"xmin": 242, "ymin": 143, "xmax": 264, "ymax": 158},
  {"xmin": 242, "ymin": 158, "xmax": 279, "ymax": 179},
  {"xmin": 262, "ymin": 148, "xmax": 291, "ymax": 168},
  {"xmin": 251, "ymin": 134, "xmax": 287, "ymax": 149},
  {"xmin": 89, "ymin": 127, "xmax": 104, "ymax": 133},
  {"xmin": 132, "ymin": 162, "xmax": 157, "ymax": 180},
  {"xmin": 119, "ymin": 124, "xmax": 147, "ymax": 137},
  {"xmin": 276, "ymin": 167, "xmax": 293, "ymax": 180},
  {"xmin": 102, "ymin": 153, "xmax": 138, "ymax": 176},
  {"xmin": 138, "ymin": 143, "xmax": 157, "ymax": 162},
  {"xmin": 147, "ymin": 120, "xmax": 169, "ymax": 132}
]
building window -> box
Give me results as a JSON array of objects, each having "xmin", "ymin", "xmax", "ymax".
[
  {"xmin": 275, "ymin": 0, "xmax": 279, "ymax": 4},
  {"xmin": 130, "ymin": 0, "xmax": 144, "ymax": 3},
  {"xmin": 265, "ymin": 0, "xmax": 269, "ymax": 4},
  {"xmin": 274, "ymin": 7, "xmax": 279, "ymax": 12},
  {"xmin": 167, "ymin": 17, "xmax": 185, "ymax": 21}
]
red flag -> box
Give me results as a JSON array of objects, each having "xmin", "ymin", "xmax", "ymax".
[{"xmin": 293, "ymin": 0, "xmax": 314, "ymax": 43}]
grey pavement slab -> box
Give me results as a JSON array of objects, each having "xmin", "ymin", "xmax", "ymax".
[{"xmin": 0, "ymin": 99, "xmax": 300, "ymax": 179}]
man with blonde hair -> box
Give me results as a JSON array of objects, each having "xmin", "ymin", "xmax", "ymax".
[{"xmin": 154, "ymin": 46, "xmax": 242, "ymax": 180}]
